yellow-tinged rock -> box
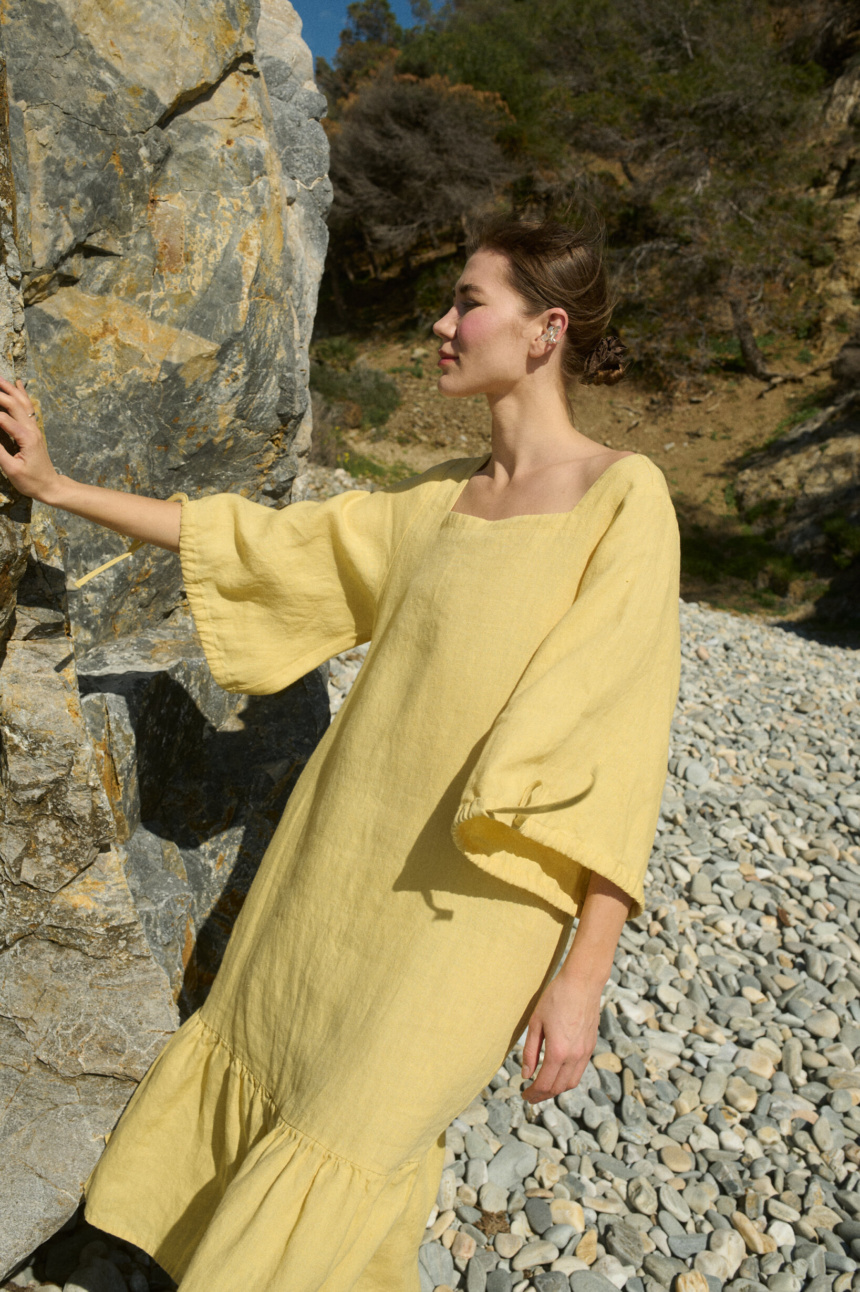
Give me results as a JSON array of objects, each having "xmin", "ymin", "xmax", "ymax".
[
  {"xmin": 695, "ymin": 1253, "xmax": 731, "ymax": 1281},
  {"xmin": 736, "ymin": 1048, "xmax": 775, "ymax": 1080},
  {"xmin": 753, "ymin": 1037, "xmax": 782, "ymax": 1063},
  {"xmin": 553, "ymin": 1256, "xmax": 591, "ymax": 1275},
  {"xmin": 674, "ymin": 1090, "xmax": 700, "ymax": 1115},
  {"xmin": 692, "ymin": 1019, "xmax": 727, "ymax": 1043},
  {"xmin": 550, "ymin": 1199, "xmax": 585, "ymax": 1231},
  {"xmin": 660, "ymin": 1145, "xmax": 694, "ymax": 1172},
  {"xmin": 807, "ymin": 1204, "xmax": 844, "ymax": 1230},
  {"xmin": 495, "ymin": 1232, "xmax": 523, "ymax": 1258},
  {"xmin": 676, "ymin": 1271, "xmax": 710, "ymax": 1292},
  {"xmin": 593, "ymin": 1052, "xmax": 623, "ymax": 1072},
  {"xmin": 510, "ymin": 1214, "xmax": 532, "ymax": 1239},
  {"xmin": 536, "ymin": 1161, "xmax": 567, "ymax": 1188},
  {"xmin": 451, "ymin": 1231, "xmax": 476, "ymax": 1260},
  {"xmin": 731, "ymin": 1212, "xmax": 778, "ymax": 1255},
  {"xmin": 576, "ymin": 1230, "xmax": 599, "ymax": 1265},
  {"xmin": 590, "ymin": 1194, "xmax": 627, "ymax": 1214},
  {"xmin": 431, "ymin": 1209, "xmax": 456, "ymax": 1239}
]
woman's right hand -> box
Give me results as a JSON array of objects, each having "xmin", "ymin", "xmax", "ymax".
[
  {"xmin": 0, "ymin": 374, "xmax": 181, "ymax": 550},
  {"xmin": 0, "ymin": 376, "xmax": 65, "ymax": 503}
]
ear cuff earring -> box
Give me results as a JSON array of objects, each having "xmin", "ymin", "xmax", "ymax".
[{"xmin": 540, "ymin": 324, "xmax": 560, "ymax": 344}]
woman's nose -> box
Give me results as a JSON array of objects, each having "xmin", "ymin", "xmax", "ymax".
[{"xmin": 433, "ymin": 306, "xmax": 457, "ymax": 340}]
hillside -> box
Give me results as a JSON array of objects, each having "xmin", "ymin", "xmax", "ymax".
[{"xmin": 308, "ymin": 3, "xmax": 860, "ymax": 639}]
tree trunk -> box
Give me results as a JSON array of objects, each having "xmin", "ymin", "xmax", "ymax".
[{"xmin": 729, "ymin": 296, "xmax": 774, "ymax": 381}]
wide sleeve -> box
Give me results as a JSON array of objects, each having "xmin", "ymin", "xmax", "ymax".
[
  {"xmin": 451, "ymin": 476, "xmax": 681, "ymax": 921},
  {"xmin": 178, "ymin": 486, "xmax": 400, "ymax": 695}
]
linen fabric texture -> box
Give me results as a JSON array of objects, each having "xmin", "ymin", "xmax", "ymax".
[{"xmin": 83, "ymin": 452, "xmax": 681, "ymax": 1291}]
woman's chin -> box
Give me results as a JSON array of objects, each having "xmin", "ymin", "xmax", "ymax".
[{"xmin": 437, "ymin": 372, "xmax": 479, "ymax": 399}]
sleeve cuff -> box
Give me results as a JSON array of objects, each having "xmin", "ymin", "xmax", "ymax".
[{"xmin": 451, "ymin": 799, "xmax": 646, "ymax": 922}]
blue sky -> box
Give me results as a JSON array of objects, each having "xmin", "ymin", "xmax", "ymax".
[{"xmin": 294, "ymin": 1, "xmax": 420, "ymax": 66}]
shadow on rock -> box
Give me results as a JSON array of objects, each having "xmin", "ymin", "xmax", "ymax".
[{"xmin": 76, "ymin": 610, "xmax": 331, "ymax": 1021}]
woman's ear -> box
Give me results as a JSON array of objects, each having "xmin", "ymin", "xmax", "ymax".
[{"xmin": 532, "ymin": 310, "xmax": 568, "ymax": 355}]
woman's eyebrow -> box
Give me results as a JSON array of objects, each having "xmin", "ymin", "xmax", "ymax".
[{"xmin": 454, "ymin": 283, "xmax": 483, "ymax": 299}]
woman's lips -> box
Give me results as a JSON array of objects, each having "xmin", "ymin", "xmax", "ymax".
[{"xmin": 438, "ymin": 352, "xmax": 458, "ymax": 364}]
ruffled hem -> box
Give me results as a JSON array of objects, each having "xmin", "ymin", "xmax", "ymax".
[
  {"xmin": 84, "ymin": 1013, "xmax": 441, "ymax": 1292},
  {"xmin": 452, "ymin": 798, "xmax": 645, "ymax": 921}
]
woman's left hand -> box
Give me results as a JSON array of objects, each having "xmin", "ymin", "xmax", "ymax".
[{"xmin": 520, "ymin": 972, "xmax": 601, "ymax": 1103}]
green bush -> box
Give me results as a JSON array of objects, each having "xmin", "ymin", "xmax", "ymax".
[
  {"xmin": 309, "ymin": 361, "xmax": 401, "ymax": 429},
  {"xmin": 822, "ymin": 514, "xmax": 860, "ymax": 569},
  {"xmin": 312, "ymin": 337, "xmax": 358, "ymax": 370},
  {"xmin": 681, "ymin": 526, "xmax": 807, "ymax": 594}
]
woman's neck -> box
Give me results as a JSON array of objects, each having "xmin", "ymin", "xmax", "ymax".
[{"xmin": 482, "ymin": 385, "xmax": 602, "ymax": 482}]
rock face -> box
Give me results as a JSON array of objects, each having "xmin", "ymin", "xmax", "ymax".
[
  {"xmin": 0, "ymin": 2, "xmax": 332, "ymax": 1277},
  {"xmin": 4, "ymin": 0, "xmax": 330, "ymax": 648},
  {"xmin": 0, "ymin": 58, "xmax": 30, "ymax": 636}
]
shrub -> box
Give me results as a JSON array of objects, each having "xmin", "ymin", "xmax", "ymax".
[{"xmin": 309, "ymin": 361, "xmax": 401, "ymax": 430}]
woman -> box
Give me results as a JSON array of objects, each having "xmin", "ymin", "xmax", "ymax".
[{"xmin": 0, "ymin": 213, "xmax": 680, "ymax": 1291}]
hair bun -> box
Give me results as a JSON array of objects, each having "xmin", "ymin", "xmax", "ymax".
[{"xmin": 581, "ymin": 334, "xmax": 627, "ymax": 386}]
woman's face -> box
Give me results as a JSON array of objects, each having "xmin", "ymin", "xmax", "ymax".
[{"xmin": 433, "ymin": 249, "xmax": 543, "ymax": 398}]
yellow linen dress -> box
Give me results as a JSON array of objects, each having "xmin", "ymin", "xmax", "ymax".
[{"xmin": 83, "ymin": 451, "xmax": 681, "ymax": 1291}]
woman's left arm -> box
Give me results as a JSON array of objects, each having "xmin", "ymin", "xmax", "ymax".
[{"xmin": 521, "ymin": 870, "xmax": 632, "ymax": 1102}]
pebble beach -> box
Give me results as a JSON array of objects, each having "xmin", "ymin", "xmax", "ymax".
[{"xmin": 6, "ymin": 511, "xmax": 860, "ymax": 1292}]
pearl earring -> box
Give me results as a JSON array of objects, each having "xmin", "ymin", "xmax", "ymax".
[{"xmin": 540, "ymin": 324, "xmax": 560, "ymax": 344}]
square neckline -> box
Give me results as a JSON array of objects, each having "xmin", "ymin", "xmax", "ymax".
[{"xmin": 445, "ymin": 451, "xmax": 639, "ymax": 524}]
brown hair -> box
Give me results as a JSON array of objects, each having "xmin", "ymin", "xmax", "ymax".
[{"xmin": 464, "ymin": 210, "xmax": 627, "ymax": 389}]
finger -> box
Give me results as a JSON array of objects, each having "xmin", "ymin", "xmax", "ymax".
[
  {"xmin": 0, "ymin": 409, "xmax": 29, "ymax": 448},
  {"xmin": 0, "ymin": 440, "xmax": 22, "ymax": 479},
  {"xmin": 14, "ymin": 378, "xmax": 34, "ymax": 411},
  {"xmin": 521, "ymin": 1020, "xmax": 544, "ymax": 1081},
  {"xmin": 0, "ymin": 391, "xmax": 31, "ymax": 420},
  {"xmin": 550, "ymin": 1059, "xmax": 584, "ymax": 1098},
  {"xmin": 0, "ymin": 376, "xmax": 34, "ymax": 415},
  {"xmin": 0, "ymin": 410, "xmax": 25, "ymax": 445},
  {"xmin": 524, "ymin": 1047, "xmax": 565, "ymax": 1103},
  {"xmin": 536, "ymin": 1056, "xmax": 584, "ymax": 1102}
]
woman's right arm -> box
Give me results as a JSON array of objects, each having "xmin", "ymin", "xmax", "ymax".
[{"xmin": 0, "ymin": 376, "xmax": 181, "ymax": 553}]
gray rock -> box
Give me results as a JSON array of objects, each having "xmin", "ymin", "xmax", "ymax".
[
  {"xmin": 64, "ymin": 1257, "xmax": 129, "ymax": 1292},
  {"xmin": 419, "ymin": 1240, "xmax": 455, "ymax": 1286},
  {"xmin": 535, "ymin": 1275, "xmax": 569, "ymax": 1292},
  {"xmin": 525, "ymin": 1197, "xmax": 554, "ymax": 1235},
  {"xmin": 606, "ymin": 1221, "xmax": 646, "ymax": 1267},
  {"xmin": 668, "ymin": 1234, "xmax": 709, "ymax": 1258},
  {"xmin": 488, "ymin": 1140, "xmax": 538, "ymax": 1189},
  {"xmin": 458, "ymin": 1204, "xmax": 483, "ymax": 1224},
  {"xmin": 643, "ymin": 1252, "xmax": 688, "ymax": 1286},
  {"xmin": 466, "ymin": 1128, "xmax": 496, "ymax": 1162},
  {"xmin": 824, "ymin": 1254, "xmax": 856, "ymax": 1274},
  {"xmin": 659, "ymin": 1210, "xmax": 687, "ymax": 1238},
  {"xmin": 571, "ymin": 1273, "xmax": 625, "ymax": 1292},
  {"xmin": 545, "ymin": 1224, "xmax": 576, "ymax": 1247},
  {"xmin": 487, "ymin": 1100, "xmax": 513, "ymax": 1137}
]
